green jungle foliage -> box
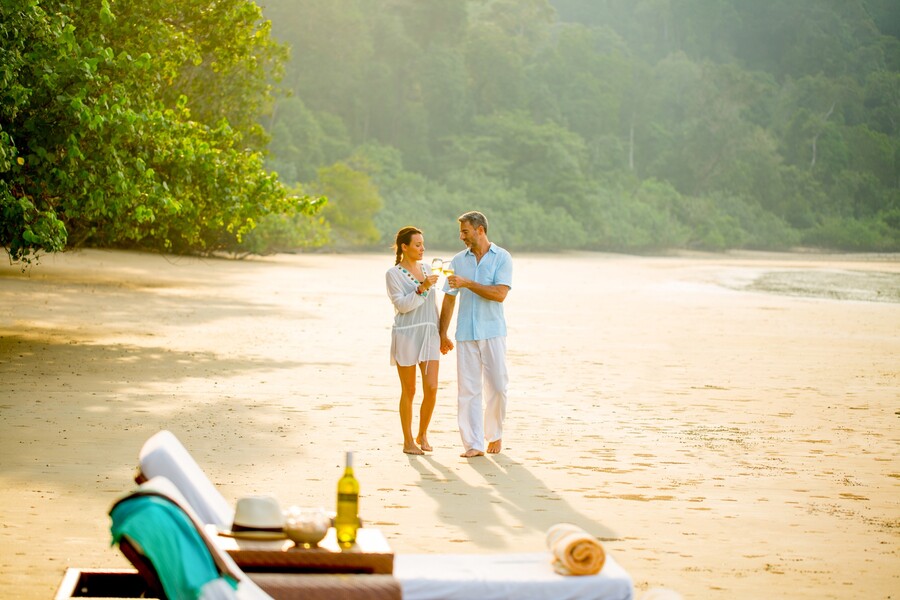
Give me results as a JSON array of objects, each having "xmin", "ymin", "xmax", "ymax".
[
  {"xmin": 260, "ymin": 0, "xmax": 899, "ymax": 253},
  {"xmin": 1, "ymin": 0, "xmax": 323, "ymax": 264},
  {"xmin": 3, "ymin": 0, "xmax": 898, "ymax": 260}
]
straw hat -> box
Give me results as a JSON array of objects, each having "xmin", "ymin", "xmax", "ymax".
[{"xmin": 220, "ymin": 495, "xmax": 286, "ymax": 540}]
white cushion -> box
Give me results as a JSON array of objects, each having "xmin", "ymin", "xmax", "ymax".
[
  {"xmin": 138, "ymin": 430, "xmax": 234, "ymax": 528},
  {"xmin": 394, "ymin": 552, "xmax": 633, "ymax": 600}
]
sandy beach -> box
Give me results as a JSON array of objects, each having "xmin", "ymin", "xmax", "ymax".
[{"xmin": 1, "ymin": 248, "xmax": 898, "ymax": 599}]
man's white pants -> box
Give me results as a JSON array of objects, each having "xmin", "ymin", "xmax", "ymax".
[{"xmin": 456, "ymin": 337, "xmax": 508, "ymax": 452}]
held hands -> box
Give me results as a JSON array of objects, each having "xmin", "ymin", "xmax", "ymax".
[{"xmin": 440, "ymin": 335, "xmax": 455, "ymax": 355}]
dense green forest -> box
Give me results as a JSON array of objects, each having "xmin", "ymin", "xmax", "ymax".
[
  {"xmin": 259, "ymin": 0, "xmax": 899, "ymax": 252},
  {"xmin": 2, "ymin": 1, "xmax": 898, "ymax": 262}
]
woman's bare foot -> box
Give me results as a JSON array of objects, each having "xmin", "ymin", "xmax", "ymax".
[
  {"xmin": 416, "ymin": 436, "xmax": 433, "ymax": 452},
  {"xmin": 404, "ymin": 444, "xmax": 424, "ymax": 455},
  {"xmin": 460, "ymin": 449, "xmax": 484, "ymax": 458},
  {"xmin": 487, "ymin": 439, "xmax": 502, "ymax": 454}
]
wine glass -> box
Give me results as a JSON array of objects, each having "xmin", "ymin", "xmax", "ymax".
[
  {"xmin": 430, "ymin": 258, "xmax": 444, "ymax": 275},
  {"xmin": 442, "ymin": 263, "xmax": 455, "ymax": 288}
]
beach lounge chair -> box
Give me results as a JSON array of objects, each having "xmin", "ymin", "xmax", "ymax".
[
  {"xmin": 110, "ymin": 476, "xmax": 401, "ymax": 599},
  {"xmin": 135, "ymin": 431, "xmax": 634, "ymax": 600},
  {"xmin": 137, "ymin": 430, "xmax": 234, "ymax": 529}
]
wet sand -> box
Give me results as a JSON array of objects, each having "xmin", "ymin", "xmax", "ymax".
[{"xmin": 1, "ymin": 248, "xmax": 898, "ymax": 598}]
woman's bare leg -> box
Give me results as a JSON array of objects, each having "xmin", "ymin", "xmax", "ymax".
[
  {"xmin": 397, "ymin": 365, "xmax": 423, "ymax": 455},
  {"xmin": 416, "ymin": 360, "xmax": 439, "ymax": 451}
]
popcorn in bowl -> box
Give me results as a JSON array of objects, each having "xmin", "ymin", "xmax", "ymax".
[{"xmin": 283, "ymin": 506, "xmax": 330, "ymax": 547}]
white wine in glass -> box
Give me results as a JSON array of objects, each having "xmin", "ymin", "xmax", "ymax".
[
  {"xmin": 430, "ymin": 258, "xmax": 444, "ymax": 275},
  {"xmin": 443, "ymin": 266, "xmax": 454, "ymax": 277}
]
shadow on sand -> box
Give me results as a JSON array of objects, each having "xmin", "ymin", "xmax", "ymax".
[{"xmin": 407, "ymin": 453, "xmax": 618, "ymax": 550}]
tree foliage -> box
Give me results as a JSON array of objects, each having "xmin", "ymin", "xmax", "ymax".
[
  {"xmin": 1, "ymin": 0, "xmax": 321, "ymax": 264},
  {"xmin": 260, "ymin": 0, "xmax": 898, "ymax": 253},
  {"xmin": 5, "ymin": 0, "xmax": 897, "ymax": 259}
]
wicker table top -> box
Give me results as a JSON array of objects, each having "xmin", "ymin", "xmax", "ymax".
[{"xmin": 210, "ymin": 526, "xmax": 394, "ymax": 575}]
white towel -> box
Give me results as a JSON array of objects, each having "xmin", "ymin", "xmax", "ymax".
[{"xmin": 545, "ymin": 523, "xmax": 606, "ymax": 576}]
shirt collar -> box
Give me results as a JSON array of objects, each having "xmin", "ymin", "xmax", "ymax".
[{"xmin": 465, "ymin": 242, "xmax": 494, "ymax": 257}]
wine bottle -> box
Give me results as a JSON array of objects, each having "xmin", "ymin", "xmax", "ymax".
[{"xmin": 335, "ymin": 451, "xmax": 360, "ymax": 546}]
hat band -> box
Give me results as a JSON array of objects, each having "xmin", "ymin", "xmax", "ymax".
[{"xmin": 232, "ymin": 523, "xmax": 283, "ymax": 533}]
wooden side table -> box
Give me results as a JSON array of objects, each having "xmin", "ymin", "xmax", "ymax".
[{"xmin": 211, "ymin": 527, "xmax": 394, "ymax": 575}]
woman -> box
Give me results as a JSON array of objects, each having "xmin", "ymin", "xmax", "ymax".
[{"xmin": 386, "ymin": 226, "xmax": 441, "ymax": 455}]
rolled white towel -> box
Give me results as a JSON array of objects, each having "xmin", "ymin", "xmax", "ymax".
[{"xmin": 545, "ymin": 523, "xmax": 606, "ymax": 576}]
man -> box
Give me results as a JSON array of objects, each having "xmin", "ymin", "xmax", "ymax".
[{"xmin": 439, "ymin": 211, "xmax": 513, "ymax": 458}]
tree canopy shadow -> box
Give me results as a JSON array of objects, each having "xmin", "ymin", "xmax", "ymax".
[{"xmin": 0, "ymin": 332, "xmax": 342, "ymax": 488}]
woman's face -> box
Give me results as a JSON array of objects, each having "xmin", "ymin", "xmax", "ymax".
[{"xmin": 403, "ymin": 233, "xmax": 425, "ymax": 261}]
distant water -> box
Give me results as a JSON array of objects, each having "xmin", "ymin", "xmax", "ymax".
[{"xmin": 737, "ymin": 269, "xmax": 900, "ymax": 303}]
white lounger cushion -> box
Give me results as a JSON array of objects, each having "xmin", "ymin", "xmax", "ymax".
[
  {"xmin": 138, "ymin": 430, "xmax": 234, "ymax": 529},
  {"xmin": 135, "ymin": 431, "xmax": 634, "ymax": 600},
  {"xmin": 395, "ymin": 552, "xmax": 633, "ymax": 600}
]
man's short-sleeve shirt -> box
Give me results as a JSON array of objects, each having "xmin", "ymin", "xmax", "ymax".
[{"xmin": 444, "ymin": 243, "xmax": 512, "ymax": 342}]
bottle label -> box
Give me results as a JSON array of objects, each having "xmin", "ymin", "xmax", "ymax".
[{"xmin": 338, "ymin": 493, "xmax": 358, "ymax": 503}]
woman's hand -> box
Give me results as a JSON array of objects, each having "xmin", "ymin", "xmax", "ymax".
[{"xmin": 425, "ymin": 273, "xmax": 439, "ymax": 289}]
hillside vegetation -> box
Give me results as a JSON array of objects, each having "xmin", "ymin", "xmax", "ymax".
[
  {"xmin": 260, "ymin": 0, "xmax": 899, "ymax": 252},
  {"xmin": 2, "ymin": 1, "xmax": 897, "ymax": 262}
]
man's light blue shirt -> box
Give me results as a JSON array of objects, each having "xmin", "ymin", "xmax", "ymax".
[{"xmin": 443, "ymin": 243, "xmax": 512, "ymax": 342}]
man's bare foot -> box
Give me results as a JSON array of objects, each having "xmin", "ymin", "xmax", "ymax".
[
  {"xmin": 460, "ymin": 449, "xmax": 485, "ymax": 458},
  {"xmin": 487, "ymin": 439, "xmax": 502, "ymax": 454},
  {"xmin": 404, "ymin": 444, "xmax": 424, "ymax": 455},
  {"xmin": 416, "ymin": 436, "xmax": 433, "ymax": 452}
]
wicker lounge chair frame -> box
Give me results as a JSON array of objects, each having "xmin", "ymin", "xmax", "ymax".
[{"xmin": 110, "ymin": 476, "xmax": 401, "ymax": 600}]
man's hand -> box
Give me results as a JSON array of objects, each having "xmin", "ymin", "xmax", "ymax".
[{"xmin": 446, "ymin": 274, "xmax": 462, "ymax": 289}]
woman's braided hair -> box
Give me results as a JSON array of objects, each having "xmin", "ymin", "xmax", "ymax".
[{"xmin": 393, "ymin": 226, "xmax": 422, "ymax": 265}]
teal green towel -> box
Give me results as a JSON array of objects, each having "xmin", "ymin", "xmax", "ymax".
[{"xmin": 111, "ymin": 495, "xmax": 236, "ymax": 600}]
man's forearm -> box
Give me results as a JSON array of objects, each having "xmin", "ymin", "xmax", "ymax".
[{"xmin": 466, "ymin": 282, "xmax": 509, "ymax": 303}]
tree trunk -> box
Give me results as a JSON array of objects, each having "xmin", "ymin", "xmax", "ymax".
[
  {"xmin": 810, "ymin": 101, "xmax": 835, "ymax": 169},
  {"xmin": 628, "ymin": 113, "xmax": 635, "ymax": 171}
]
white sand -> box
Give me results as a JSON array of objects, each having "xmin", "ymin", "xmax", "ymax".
[{"xmin": 1, "ymin": 248, "xmax": 898, "ymax": 599}]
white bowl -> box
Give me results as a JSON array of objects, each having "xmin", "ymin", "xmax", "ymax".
[{"xmin": 283, "ymin": 506, "xmax": 330, "ymax": 547}]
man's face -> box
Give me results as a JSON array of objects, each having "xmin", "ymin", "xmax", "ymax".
[{"xmin": 459, "ymin": 221, "xmax": 480, "ymax": 249}]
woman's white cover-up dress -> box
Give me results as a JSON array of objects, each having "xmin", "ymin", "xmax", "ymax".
[{"xmin": 386, "ymin": 264, "xmax": 440, "ymax": 367}]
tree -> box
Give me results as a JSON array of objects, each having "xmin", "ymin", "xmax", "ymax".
[
  {"xmin": 264, "ymin": 0, "xmax": 373, "ymax": 139},
  {"xmin": 1, "ymin": 1, "xmax": 69, "ymax": 261},
  {"xmin": 313, "ymin": 162, "xmax": 382, "ymax": 247},
  {"xmin": 255, "ymin": 0, "xmax": 900, "ymax": 253},
  {"xmin": 1, "ymin": 0, "xmax": 319, "ymax": 264}
]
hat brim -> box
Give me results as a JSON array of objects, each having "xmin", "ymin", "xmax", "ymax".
[{"xmin": 217, "ymin": 527, "xmax": 286, "ymax": 541}]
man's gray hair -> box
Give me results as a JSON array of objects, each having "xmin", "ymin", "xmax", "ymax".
[{"xmin": 458, "ymin": 211, "xmax": 488, "ymax": 233}]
